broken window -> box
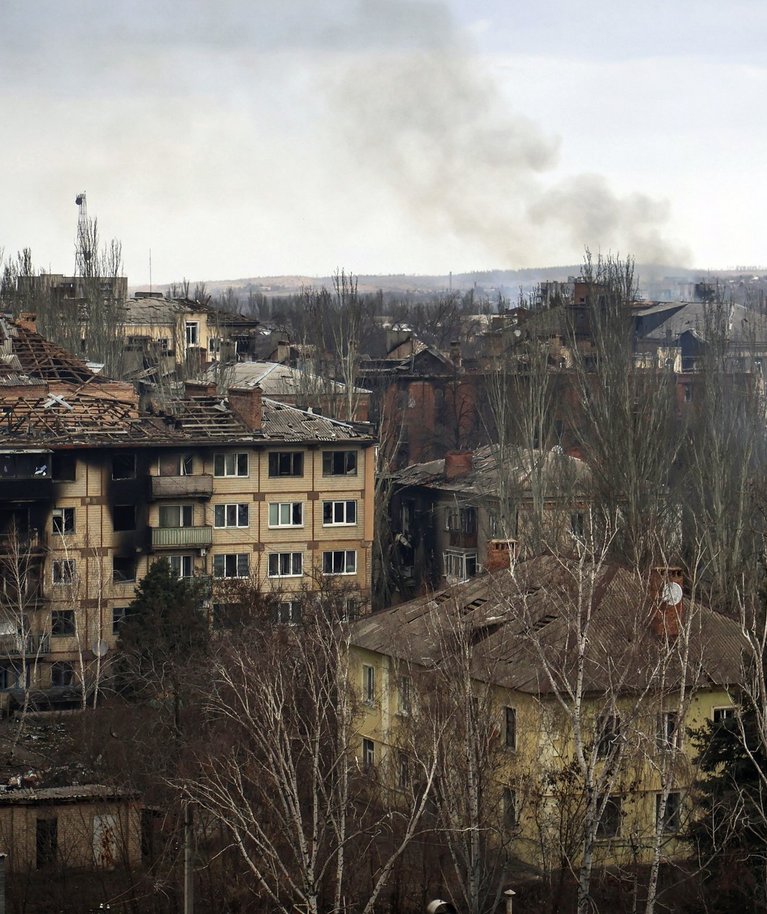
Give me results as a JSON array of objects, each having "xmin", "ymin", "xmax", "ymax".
[
  {"xmin": 36, "ymin": 818, "xmax": 58, "ymax": 868},
  {"xmin": 268, "ymin": 451, "xmax": 303, "ymax": 477},
  {"xmin": 113, "ymin": 504, "xmax": 136, "ymax": 531},
  {"xmin": 113, "ymin": 556, "xmax": 137, "ymax": 583},
  {"xmin": 112, "ymin": 453, "xmax": 136, "ymax": 480},
  {"xmin": 213, "ymin": 553, "xmax": 249, "ymax": 578},
  {"xmin": 52, "ymin": 560, "xmax": 76, "ymax": 586},
  {"xmin": 322, "ymin": 450, "xmax": 357, "ymax": 476},
  {"xmin": 214, "ymin": 452, "xmax": 249, "ymax": 477},
  {"xmin": 215, "ymin": 503, "xmax": 250, "ymax": 527},
  {"xmin": 51, "ymin": 610, "xmax": 75, "ymax": 636},
  {"xmin": 52, "ymin": 507, "xmax": 75, "ymax": 535},
  {"xmin": 322, "ymin": 550, "xmax": 357, "ymax": 575}
]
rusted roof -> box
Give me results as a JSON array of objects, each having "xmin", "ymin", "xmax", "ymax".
[{"xmin": 351, "ymin": 556, "xmax": 746, "ymax": 696}]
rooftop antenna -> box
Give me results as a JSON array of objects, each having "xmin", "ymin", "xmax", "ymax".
[{"xmin": 74, "ymin": 192, "xmax": 93, "ymax": 277}]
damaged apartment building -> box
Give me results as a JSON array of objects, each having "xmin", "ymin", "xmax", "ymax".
[{"xmin": 0, "ymin": 315, "xmax": 375, "ymax": 709}]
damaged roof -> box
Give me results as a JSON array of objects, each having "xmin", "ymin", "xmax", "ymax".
[
  {"xmin": 0, "ymin": 317, "xmax": 110, "ymax": 385},
  {"xmin": 198, "ymin": 360, "xmax": 370, "ymax": 395},
  {"xmin": 351, "ymin": 556, "xmax": 746, "ymax": 696}
]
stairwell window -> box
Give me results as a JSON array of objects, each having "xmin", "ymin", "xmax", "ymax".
[
  {"xmin": 268, "ymin": 552, "xmax": 303, "ymax": 578},
  {"xmin": 362, "ymin": 738, "xmax": 375, "ymax": 769},
  {"xmin": 322, "ymin": 450, "xmax": 357, "ymax": 476},
  {"xmin": 213, "ymin": 553, "xmax": 249, "ymax": 579},
  {"xmin": 214, "ymin": 453, "xmax": 248, "ymax": 477},
  {"xmin": 322, "ymin": 550, "xmax": 357, "ymax": 576},
  {"xmin": 504, "ymin": 706, "xmax": 517, "ymax": 751}
]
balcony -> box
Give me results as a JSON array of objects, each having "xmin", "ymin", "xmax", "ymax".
[
  {"xmin": 0, "ymin": 632, "xmax": 50, "ymax": 657},
  {"xmin": 0, "ymin": 529, "xmax": 45, "ymax": 553},
  {"xmin": 151, "ymin": 526, "xmax": 213, "ymax": 549},
  {"xmin": 150, "ymin": 475, "xmax": 214, "ymax": 499}
]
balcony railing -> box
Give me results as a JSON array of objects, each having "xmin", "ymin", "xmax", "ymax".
[
  {"xmin": 0, "ymin": 529, "xmax": 44, "ymax": 552},
  {"xmin": 151, "ymin": 526, "xmax": 213, "ymax": 549},
  {"xmin": 150, "ymin": 475, "xmax": 214, "ymax": 499},
  {"xmin": 0, "ymin": 632, "xmax": 50, "ymax": 657}
]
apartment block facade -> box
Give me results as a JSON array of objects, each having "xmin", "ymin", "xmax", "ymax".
[{"xmin": 0, "ymin": 317, "xmax": 375, "ymax": 705}]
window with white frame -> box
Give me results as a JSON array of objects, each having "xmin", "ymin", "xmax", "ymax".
[
  {"xmin": 322, "ymin": 550, "xmax": 357, "ymax": 575},
  {"xmin": 268, "ymin": 502, "xmax": 303, "ymax": 527},
  {"xmin": 168, "ymin": 555, "xmax": 194, "ymax": 579},
  {"xmin": 268, "ymin": 552, "xmax": 303, "ymax": 578},
  {"xmin": 214, "ymin": 504, "xmax": 249, "ymax": 528},
  {"xmin": 185, "ymin": 321, "xmax": 199, "ymax": 346},
  {"xmin": 323, "ymin": 500, "xmax": 357, "ymax": 526},
  {"xmin": 52, "ymin": 560, "xmax": 76, "ymax": 585},
  {"xmin": 52, "ymin": 507, "xmax": 75, "ymax": 535},
  {"xmin": 213, "ymin": 553, "xmax": 249, "ymax": 579},
  {"xmin": 362, "ymin": 664, "xmax": 375, "ymax": 704},
  {"xmin": 322, "ymin": 450, "xmax": 357, "ymax": 476},
  {"xmin": 214, "ymin": 453, "xmax": 248, "ymax": 477},
  {"xmin": 443, "ymin": 550, "xmax": 477, "ymax": 582},
  {"xmin": 713, "ymin": 706, "xmax": 736, "ymax": 724},
  {"xmin": 362, "ymin": 738, "xmax": 375, "ymax": 769},
  {"xmin": 657, "ymin": 710, "xmax": 678, "ymax": 751},
  {"xmin": 159, "ymin": 505, "xmax": 193, "ymax": 528}
]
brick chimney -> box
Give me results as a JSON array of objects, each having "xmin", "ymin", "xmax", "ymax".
[
  {"xmin": 228, "ymin": 385, "xmax": 262, "ymax": 432},
  {"xmin": 184, "ymin": 380, "xmax": 217, "ymax": 397},
  {"xmin": 649, "ymin": 566, "xmax": 685, "ymax": 638},
  {"xmin": 445, "ymin": 451, "xmax": 473, "ymax": 480},
  {"xmin": 485, "ymin": 539, "xmax": 518, "ymax": 572},
  {"xmin": 449, "ymin": 340, "xmax": 462, "ymax": 369},
  {"xmin": 16, "ymin": 312, "xmax": 37, "ymax": 333}
]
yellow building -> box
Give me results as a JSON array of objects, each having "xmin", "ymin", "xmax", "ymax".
[
  {"xmin": 349, "ymin": 556, "xmax": 744, "ymax": 871},
  {"xmin": 0, "ymin": 317, "xmax": 376, "ymax": 706}
]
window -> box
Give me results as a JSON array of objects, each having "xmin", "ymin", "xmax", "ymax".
[
  {"xmin": 36, "ymin": 818, "xmax": 58, "ymax": 868},
  {"xmin": 51, "ymin": 610, "xmax": 75, "ymax": 637},
  {"xmin": 443, "ymin": 551, "xmax": 478, "ymax": 582},
  {"xmin": 503, "ymin": 787, "xmax": 517, "ymax": 829},
  {"xmin": 113, "ymin": 504, "xmax": 136, "ymax": 531},
  {"xmin": 656, "ymin": 792, "xmax": 681, "ymax": 834},
  {"xmin": 505, "ymin": 706, "xmax": 517, "ymax": 751},
  {"xmin": 112, "ymin": 606, "xmax": 134, "ymax": 635},
  {"xmin": 168, "ymin": 554, "xmax": 194, "ymax": 579},
  {"xmin": 159, "ymin": 505, "xmax": 193, "ymax": 528},
  {"xmin": 112, "ymin": 453, "xmax": 136, "ymax": 480},
  {"xmin": 343, "ymin": 597, "xmax": 361, "ymax": 622},
  {"xmin": 268, "ymin": 502, "xmax": 303, "ymax": 527},
  {"xmin": 160, "ymin": 453, "xmax": 193, "ymax": 476},
  {"xmin": 597, "ymin": 796, "xmax": 622, "ymax": 839},
  {"xmin": 185, "ymin": 321, "xmax": 199, "ymax": 346},
  {"xmin": 362, "ymin": 737, "xmax": 375, "ymax": 769},
  {"xmin": 52, "ymin": 507, "xmax": 74, "ymax": 535},
  {"xmin": 215, "ymin": 503, "xmax": 250, "ymax": 528},
  {"xmin": 322, "ymin": 550, "xmax": 357, "ymax": 575},
  {"xmin": 597, "ymin": 714, "xmax": 621, "ymax": 758},
  {"xmin": 323, "ymin": 500, "xmax": 357, "ymax": 526},
  {"xmin": 657, "ymin": 711, "xmax": 678, "ymax": 751},
  {"xmin": 445, "ymin": 506, "xmax": 477, "ymax": 533},
  {"xmin": 268, "ymin": 451, "xmax": 303, "ymax": 477},
  {"xmin": 273, "ymin": 601, "xmax": 302, "ymax": 624},
  {"xmin": 323, "ymin": 450, "xmax": 358, "ymax": 476},
  {"xmin": 213, "ymin": 553, "xmax": 249, "ymax": 579},
  {"xmin": 398, "ymin": 675, "xmax": 412, "ymax": 715},
  {"xmin": 398, "ymin": 752, "xmax": 410, "ymax": 790},
  {"xmin": 113, "ymin": 556, "xmax": 137, "ymax": 583},
  {"xmin": 52, "ymin": 560, "xmax": 76, "ymax": 585},
  {"xmin": 52, "ymin": 453, "xmax": 76, "ymax": 481},
  {"xmin": 214, "ymin": 453, "xmax": 249, "ymax": 477},
  {"xmin": 362, "ymin": 664, "xmax": 375, "ymax": 704},
  {"xmin": 713, "ymin": 706, "xmax": 735, "ymax": 724},
  {"xmin": 268, "ymin": 552, "xmax": 303, "ymax": 578},
  {"xmin": 51, "ymin": 661, "xmax": 74, "ymax": 687},
  {"xmin": 570, "ymin": 512, "xmax": 585, "ymax": 538}
]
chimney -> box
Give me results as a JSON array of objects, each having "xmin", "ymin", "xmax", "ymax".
[
  {"xmin": 449, "ymin": 340, "xmax": 462, "ymax": 369},
  {"xmin": 649, "ymin": 566, "xmax": 685, "ymax": 638},
  {"xmin": 184, "ymin": 380, "xmax": 217, "ymax": 398},
  {"xmin": 16, "ymin": 312, "xmax": 37, "ymax": 333},
  {"xmin": 485, "ymin": 539, "xmax": 518, "ymax": 572},
  {"xmin": 228, "ymin": 385, "xmax": 262, "ymax": 432},
  {"xmin": 444, "ymin": 451, "xmax": 473, "ymax": 480}
]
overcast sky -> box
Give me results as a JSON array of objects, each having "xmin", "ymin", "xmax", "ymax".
[{"xmin": 2, "ymin": 0, "xmax": 765, "ymax": 284}]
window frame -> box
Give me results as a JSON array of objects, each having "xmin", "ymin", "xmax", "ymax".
[
  {"xmin": 267, "ymin": 552, "xmax": 303, "ymax": 578},
  {"xmin": 362, "ymin": 737, "xmax": 375, "ymax": 769},
  {"xmin": 504, "ymin": 706, "xmax": 517, "ymax": 751},
  {"xmin": 51, "ymin": 507, "xmax": 75, "ymax": 535},
  {"xmin": 111, "ymin": 453, "xmax": 136, "ymax": 480},
  {"xmin": 597, "ymin": 714, "xmax": 621, "ymax": 758},
  {"xmin": 322, "ymin": 500, "xmax": 357, "ymax": 526},
  {"xmin": 213, "ymin": 452, "xmax": 249, "ymax": 478},
  {"xmin": 168, "ymin": 554, "xmax": 194, "ymax": 579},
  {"xmin": 159, "ymin": 504, "xmax": 193, "ymax": 528},
  {"xmin": 214, "ymin": 503, "xmax": 250, "ymax": 528},
  {"xmin": 322, "ymin": 450, "xmax": 358, "ymax": 477},
  {"xmin": 51, "ymin": 609, "xmax": 75, "ymax": 637},
  {"xmin": 443, "ymin": 550, "xmax": 478, "ymax": 582},
  {"xmin": 267, "ymin": 502, "xmax": 303, "ymax": 528},
  {"xmin": 597, "ymin": 795, "xmax": 623, "ymax": 839},
  {"xmin": 657, "ymin": 710, "xmax": 678, "ymax": 751},
  {"xmin": 213, "ymin": 553, "xmax": 250, "ymax": 579},
  {"xmin": 656, "ymin": 791, "xmax": 681, "ymax": 834},
  {"xmin": 322, "ymin": 550, "xmax": 357, "ymax": 576},
  {"xmin": 362, "ymin": 664, "xmax": 376, "ymax": 705},
  {"xmin": 52, "ymin": 559, "xmax": 76, "ymax": 586},
  {"xmin": 268, "ymin": 451, "xmax": 304, "ymax": 478}
]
